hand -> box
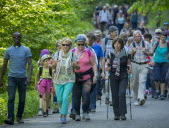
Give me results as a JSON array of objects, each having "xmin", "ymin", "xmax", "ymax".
[
  {"xmin": 101, "ymin": 72, "xmax": 105, "ymax": 79},
  {"xmin": 142, "ymin": 47, "xmax": 146, "ymax": 53},
  {"xmin": 127, "ymin": 68, "xmax": 132, "ymax": 74},
  {"xmin": 93, "ymin": 75, "xmax": 97, "ymax": 84},
  {"xmin": 151, "ymin": 61, "xmax": 155, "ymax": 67},
  {"xmin": 25, "ymin": 77, "xmax": 32, "ymax": 86},
  {"xmin": 131, "ymin": 48, "xmax": 136, "ymax": 54},
  {"xmin": 72, "ymin": 62, "xmax": 80, "ymax": 70},
  {"xmin": 105, "ymin": 66, "xmax": 110, "ymax": 71}
]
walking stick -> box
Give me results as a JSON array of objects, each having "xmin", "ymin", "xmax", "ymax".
[
  {"xmin": 106, "ymin": 74, "xmax": 110, "ymax": 120},
  {"xmin": 128, "ymin": 74, "xmax": 132, "ymax": 120}
]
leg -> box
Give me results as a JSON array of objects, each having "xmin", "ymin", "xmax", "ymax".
[
  {"xmin": 56, "ymin": 84, "xmax": 64, "ymax": 110},
  {"xmin": 73, "ymin": 81, "xmax": 82, "ymax": 115},
  {"xmin": 17, "ymin": 77, "xmax": 27, "ymax": 118},
  {"xmin": 89, "ymin": 84, "xmax": 97, "ymax": 110},
  {"xmin": 61, "ymin": 82, "xmax": 74, "ymax": 116},
  {"xmin": 110, "ymin": 74, "xmax": 120, "ymax": 117},
  {"xmin": 7, "ymin": 77, "xmax": 17, "ymax": 120},
  {"xmin": 138, "ymin": 65, "xmax": 148, "ymax": 100}
]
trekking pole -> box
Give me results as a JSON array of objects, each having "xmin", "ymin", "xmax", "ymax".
[
  {"xmin": 106, "ymin": 73, "xmax": 110, "ymax": 120},
  {"xmin": 128, "ymin": 74, "xmax": 132, "ymax": 120}
]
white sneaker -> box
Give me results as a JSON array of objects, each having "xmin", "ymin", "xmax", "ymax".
[
  {"xmin": 133, "ymin": 101, "xmax": 139, "ymax": 106},
  {"xmin": 38, "ymin": 109, "xmax": 43, "ymax": 116},
  {"xmin": 83, "ymin": 113, "xmax": 90, "ymax": 120}
]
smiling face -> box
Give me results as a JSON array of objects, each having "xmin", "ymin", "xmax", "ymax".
[
  {"xmin": 110, "ymin": 30, "xmax": 118, "ymax": 39},
  {"xmin": 43, "ymin": 58, "xmax": 51, "ymax": 66},
  {"xmin": 114, "ymin": 41, "xmax": 122, "ymax": 52},
  {"xmin": 134, "ymin": 32, "xmax": 142, "ymax": 43},
  {"xmin": 76, "ymin": 41, "xmax": 85, "ymax": 51},
  {"xmin": 160, "ymin": 35, "xmax": 166, "ymax": 43},
  {"xmin": 61, "ymin": 41, "xmax": 71, "ymax": 53}
]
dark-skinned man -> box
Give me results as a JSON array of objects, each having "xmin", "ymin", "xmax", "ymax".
[{"xmin": 0, "ymin": 31, "xmax": 33, "ymax": 125}]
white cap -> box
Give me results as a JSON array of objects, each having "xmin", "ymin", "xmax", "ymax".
[{"xmin": 41, "ymin": 54, "xmax": 51, "ymax": 62}]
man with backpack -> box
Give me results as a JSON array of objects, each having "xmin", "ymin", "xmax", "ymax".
[{"xmin": 129, "ymin": 30, "xmax": 152, "ymax": 106}]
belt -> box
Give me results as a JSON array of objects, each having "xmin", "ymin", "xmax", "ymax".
[{"xmin": 131, "ymin": 61, "xmax": 147, "ymax": 65}]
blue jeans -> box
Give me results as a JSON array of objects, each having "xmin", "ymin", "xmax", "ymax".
[
  {"xmin": 89, "ymin": 83, "xmax": 97, "ymax": 110},
  {"xmin": 8, "ymin": 77, "xmax": 27, "ymax": 119}
]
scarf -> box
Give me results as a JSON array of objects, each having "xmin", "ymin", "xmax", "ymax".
[{"xmin": 111, "ymin": 48, "xmax": 126, "ymax": 76}]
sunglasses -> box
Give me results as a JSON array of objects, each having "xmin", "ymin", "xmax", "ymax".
[
  {"xmin": 62, "ymin": 44, "xmax": 71, "ymax": 46},
  {"xmin": 77, "ymin": 44, "xmax": 85, "ymax": 46}
]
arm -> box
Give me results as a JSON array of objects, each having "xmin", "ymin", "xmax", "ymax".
[
  {"xmin": 0, "ymin": 59, "xmax": 8, "ymax": 87},
  {"xmin": 26, "ymin": 57, "xmax": 33, "ymax": 85},
  {"xmin": 90, "ymin": 56, "xmax": 98, "ymax": 84},
  {"xmin": 100, "ymin": 57, "xmax": 105, "ymax": 79}
]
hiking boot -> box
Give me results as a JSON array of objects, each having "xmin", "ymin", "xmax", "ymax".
[
  {"xmin": 61, "ymin": 117, "xmax": 67, "ymax": 124},
  {"xmin": 75, "ymin": 115, "xmax": 81, "ymax": 121},
  {"xmin": 69, "ymin": 109, "xmax": 76, "ymax": 120},
  {"xmin": 160, "ymin": 95, "xmax": 165, "ymax": 100},
  {"xmin": 114, "ymin": 116, "xmax": 120, "ymax": 120},
  {"xmin": 43, "ymin": 112, "xmax": 48, "ymax": 117},
  {"xmin": 38, "ymin": 108, "xmax": 43, "ymax": 116},
  {"xmin": 53, "ymin": 108, "xmax": 59, "ymax": 114},
  {"xmin": 83, "ymin": 113, "xmax": 90, "ymax": 120},
  {"xmin": 17, "ymin": 118, "xmax": 24, "ymax": 123},
  {"xmin": 4, "ymin": 118, "xmax": 14, "ymax": 125},
  {"xmin": 139, "ymin": 99, "xmax": 145, "ymax": 105},
  {"xmin": 120, "ymin": 115, "xmax": 127, "ymax": 120}
]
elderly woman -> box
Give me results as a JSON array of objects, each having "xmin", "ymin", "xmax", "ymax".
[
  {"xmin": 72, "ymin": 34, "xmax": 97, "ymax": 121},
  {"xmin": 152, "ymin": 33, "xmax": 169, "ymax": 100},
  {"xmin": 52, "ymin": 37, "xmax": 79, "ymax": 124},
  {"xmin": 105, "ymin": 37, "xmax": 131, "ymax": 120}
]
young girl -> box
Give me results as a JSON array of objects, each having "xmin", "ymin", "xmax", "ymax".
[{"xmin": 35, "ymin": 54, "xmax": 53, "ymax": 117}]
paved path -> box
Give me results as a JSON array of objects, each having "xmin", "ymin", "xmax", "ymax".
[{"xmin": 1, "ymin": 94, "xmax": 169, "ymax": 128}]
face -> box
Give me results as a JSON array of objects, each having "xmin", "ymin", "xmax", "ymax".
[
  {"xmin": 61, "ymin": 41, "xmax": 71, "ymax": 53},
  {"xmin": 76, "ymin": 41, "xmax": 85, "ymax": 51},
  {"xmin": 43, "ymin": 58, "xmax": 50, "ymax": 66},
  {"xmin": 13, "ymin": 32, "xmax": 21, "ymax": 45},
  {"xmin": 96, "ymin": 34, "xmax": 102, "ymax": 41},
  {"xmin": 110, "ymin": 31, "xmax": 118, "ymax": 38},
  {"xmin": 134, "ymin": 33, "xmax": 142, "ymax": 43},
  {"xmin": 114, "ymin": 41, "xmax": 121, "ymax": 52},
  {"xmin": 125, "ymin": 23, "xmax": 130, "ymax": 29},
  {"xmin": 160, "ymin": 35, "xmax": 166, "ymax": 43},
  {"xmin": 164, "ymin": 25, "xmax": 168, "ymax": 30}
]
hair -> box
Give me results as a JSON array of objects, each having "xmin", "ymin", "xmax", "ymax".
[
  {"xmin": 143, "ymin": 33, "xmax": 152, "ymax": 40},
  {"xmin": 133, "ymin": 30, "xmax": 142, "ymax": 37},
  {"xmin": 86, "ymin": 32, "xmax": 97, "ymax": 41},
  {"xmin": 127, "ymin": 36, "xmax": 134, "ymax": 42},
  {"xmin": 56, "ymin": 39, "xmax": 62, "ymax": 47},
  {"xmin": 112, "ymin": 37, "xmax": 124, "ymax": 49},
  {"xmin": 161, "ymin": 32, "xmax": 167, "ymax": 38},
  {"xmin": 61, "ymin": 37, "xmax": 72, "ymax": 45}
]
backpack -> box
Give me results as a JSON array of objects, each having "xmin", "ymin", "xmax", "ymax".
[
  {"xmin": 131, "ymin": 41, "xmax": 145, "ymax": 60},
  {"xmin": 104, "ymin": 37, "xmax": 112, "ymax": 57},
  {"xmin": 38, "ymin": 66, "xmax": 52, "ymax": 80}
]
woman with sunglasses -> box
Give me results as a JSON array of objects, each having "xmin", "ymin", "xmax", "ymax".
[
  {"xmin": 72, "ymin": 34, "xmax": 97, "ymax": 121},
  {"xmin": 52, "ymin": 37, "xmax": 79, "ymax": 124}
]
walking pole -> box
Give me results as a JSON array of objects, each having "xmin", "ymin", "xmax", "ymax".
[
  {"xmin": 106, "ymin": 73, "xmax": 110, "ymax": 120},
  {"xmin": 128, "ymin": 74, "xmax": 132, "ymax": 120}
]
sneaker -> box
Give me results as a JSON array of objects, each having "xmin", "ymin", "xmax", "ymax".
[
  {"xmin": 61, "ymin": 117, "xmax": 67, "ymax": 124},
  {"xmin": 75, "ymin": 115, "xmax": 81, "ymax": 121},
  {"xmin": 154, "ymin": 92, "xmax": 159, "ymax": 99},
  {"xmin": 83, "ymin": 113, "xmax": 90, "ymax": 120},
  {"xmin": 160, "ymin": 95, "xmax": 165, "ymax": 100},
  {"xmin": 133, "ymin": 100, "xmax": 139, "ymax": 106},
  {"xmin": 38, "ymin": 108, "xmax": 43, "ymax": 116},
  {"xmin": 53, "ymin": 108, "xmax": 59, "ymax": 114},
  {"xmin": 69, "ymin": 109, "xmax": 76, "ymax": 120},
  {"xmin": 114, "ymin": 116, "xmax": 120, "ymax": 120},
  {"xmin": 48, "ymin": 109, "xmax": 53, "ymax": 115},
  {"xmin": 43, "ymin": 112, "xmax": 48, "ymax": 117},
  {"xmin": 90, "ymin": 109, "xmax": 96, "ymax": 112},
  {"xmin": 145, "ymin": 89, "xmax": 149, "ymax": 94},
  {"xmin": 139, "ymin": 99, "xmax": 145, "ymax": 105},
  {"xmin": 4, "ymin": 118, "xmax": 14, "ymax": 125},
  {"xmin": 120, "ymin": 115, "xmax": 127, "ymax": 120},
  {"xmin": 17, "ymin": 118, "xmax": 24, "ymax": 123}
]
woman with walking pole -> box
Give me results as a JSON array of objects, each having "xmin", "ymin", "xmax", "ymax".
[{"xmin": 105, "ymin": 37, "xmax": 131, "ymax": 120}]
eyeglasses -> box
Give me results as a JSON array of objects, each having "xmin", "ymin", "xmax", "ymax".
[
  {"xmin": 77, "ymin": 44, "xmax": 85, "ymax": 46},
  {"xmin": 62, "ymin": 44, "xmax": 71, "ymax": 46}
]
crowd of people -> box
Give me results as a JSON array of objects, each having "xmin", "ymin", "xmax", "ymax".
[{"xmin": 0, "ymin": 2, "xmax": 169, "ymax": 126}]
